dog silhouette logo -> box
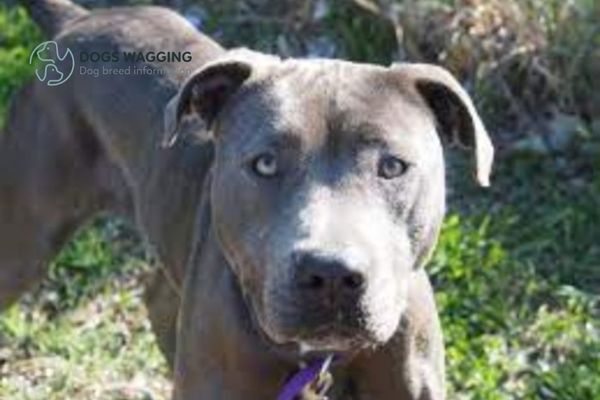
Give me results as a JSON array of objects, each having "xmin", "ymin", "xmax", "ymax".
[{"xmin": 29, "ymin": 41, "xmax": 75, "ymax": 87}]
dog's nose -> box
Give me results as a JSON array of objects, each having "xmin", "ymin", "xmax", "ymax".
[{"xmin": 292, "ymin": 251, "xmax": 366, "ymax": 303}]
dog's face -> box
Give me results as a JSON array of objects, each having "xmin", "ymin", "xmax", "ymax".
[{"xmin": 165, "ymin": 51, "xmax": 493, "ymax": 352}]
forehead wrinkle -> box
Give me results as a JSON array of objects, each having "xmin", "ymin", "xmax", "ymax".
[
  {"xmin": 375, "ymin": 94, "xmax": 440, "ymax": 164},
  {"xmin": 228, "ymin": 61, "xmax": 434, "ymax": 162},
  {"xmin": 270, "ymin": 68, "xmax": 330, "ymax": 147},
  {"xmin": 332, "ymin": 73, "xmax": 438, "ymax": 163}
]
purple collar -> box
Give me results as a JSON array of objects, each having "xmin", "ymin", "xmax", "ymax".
[{"xmin": 277, "ymin": 355, "xmax": 334, "ymax": 400}]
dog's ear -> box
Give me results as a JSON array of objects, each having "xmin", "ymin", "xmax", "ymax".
[
  {"xmin": 163, "ymin": 60, "xmax": 252, "ymax": 147},
  {"xmin": 391, "ymin": 64, "xmax": 494, "ymax": 186}
]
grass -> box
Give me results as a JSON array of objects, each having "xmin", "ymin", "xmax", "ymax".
[
  {"xmin": 0, "ymin": 220, "xmax": 171, "ymax": 400},
  {"xmin": 432, "ymin": 154, "xmax": 600, "ymax": 399},
  {"xmin": 1, "ymin": 2, "xmax": 599, "ymax": 399},
  {"xmin": 0, "ymin": 5, "xmax": 39, "ymax": 128}
]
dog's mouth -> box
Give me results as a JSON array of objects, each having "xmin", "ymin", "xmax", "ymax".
[
  {"xmin": 249, "ymin": 284, "xmax": 401, "ymax": 359},
  {"xmin": 248, "ymin": 296, "xmax": 376, "ymax": 357},
  {"xmin": 293, "ymin": 342, "xmax": 349, "ymax": 365},
  {"xmin": 237, "ymin": 261, "xmax": 402, "ymax": 359},
  {"xmin": 260, "ymin": 308, "xmax": 381, "ymax": 356},
  {"xmin": 271, "ymin": 330, "xmax": 370, "ymax": 365},
  {"xmin": 292, "ymin": 330, "xmax": 374, "ymax": 355}
]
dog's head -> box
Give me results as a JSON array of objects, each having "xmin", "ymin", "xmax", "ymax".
[{"xmin": 164, "ymin": 50, "xmax": 493, "ymax": 353}]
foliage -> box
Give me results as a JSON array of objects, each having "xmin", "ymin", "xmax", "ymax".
[
  {"xmin": 0, "ymin": 2, "xmax": 598, "ymax": 399},
  {"xmin": 0, "ymin": 219, "xmax": 170, "ymax": 399},
  {"xmin": 0, "ymin": 5, "xmax": 40, "ymax": 128}
]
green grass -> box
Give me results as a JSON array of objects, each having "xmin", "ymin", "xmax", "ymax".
[
  {"xmin": 431, "ymin": 145, "xmax": 600, "ymax": 399},
  {"xmin": 0, "ymin": 220, "xmax": 170, "ymax": 400},
  {"xmin": 1, "ymin": 2, "xmax": 599, "ymax": 399},
  {"xmin": 0, "ymin": 5, "xmax": 39, "ymax": 128}
]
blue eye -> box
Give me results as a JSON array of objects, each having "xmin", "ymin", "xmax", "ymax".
[
  {"xmin": 378, "ymin": 156, "xmax": 408, "ymax": 179},
  {"xmin": 252, "ymin": 153, "xmax": 278, "ymax": 177}
]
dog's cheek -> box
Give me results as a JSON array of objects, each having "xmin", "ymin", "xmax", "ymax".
[
  {"xmin": 367, "ymin": 226, "xmax": 411, "ymax": 342},
  {"xmin": 407, "ymin": 170, "xmax": 446, "ymax": 269},
  {"xmin": 365, "ymin": 279, "xmax": 407, "ymax": 343},
  {"xmin": 210, "ymin": 166, "xmax": 268, "ymax": 301},
  {"xmin": 256, "ymin": 226, "xmax": 302, "ymax": 342},
  {"xmin": 341, "ymin": 200, "xmax": 408, "ymax": 342}
]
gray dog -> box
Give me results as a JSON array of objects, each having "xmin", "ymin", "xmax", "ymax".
[{"xmin": 0, "ymin": 0, "xmax": 493, "ymax": 399}]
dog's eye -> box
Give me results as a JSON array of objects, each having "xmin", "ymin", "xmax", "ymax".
[
  {"xmin": 252, "ymin": 153, "xmax": 278, "ymax": 177},
  {"xmin": 378, "ymin": 156, "xmax": 408, "ymax": 179}
]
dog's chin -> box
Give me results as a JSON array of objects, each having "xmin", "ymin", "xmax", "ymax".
[
  {"xmin": 253, "ymin": 295, "xmax": 404, "ymax": 355},
  {"xmin": 293, "ymin": 335, "xmax": 371, "ymax": 355},
  {"xmin": 259, "ymin": 320, "xmax": 388, "ymax": 356},
  {"xmin": 255, "ymin": 311, "xmax": 403, "ymax": 355}
]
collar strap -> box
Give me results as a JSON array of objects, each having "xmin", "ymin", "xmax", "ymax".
[{"xmin": 277, "ymin": 355, "xmax": 334, "ymax": 400}]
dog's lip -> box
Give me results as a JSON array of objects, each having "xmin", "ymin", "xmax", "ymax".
[
  {"xmin": 289, "ymin": 326, "xmax": 374, "ymax": 355},
  {"xmin": 297, "ymin": 340, "xmax": 344, "ymax": 356},
  {"xmin": 243, "ymin": 286, "xmax": 372, "ymax": 360},
  {"xmin": 234, "ymin": 292, "xmax": 375, "ymax": 370},
  {"xmin": 296, "ymin": 346, "xmax": 350, "ymax": 361},
  {"xmin": 289, "ymin": 337, "xmax": 367, "ymax": 366}
]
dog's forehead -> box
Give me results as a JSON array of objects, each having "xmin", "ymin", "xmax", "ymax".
[
  {"xmin": 255, "ymin": 60, "xmax": 434, "ymax": 148},
  {"xmin": 270, "ymin": 58, "xmax": 390, "ymax": 115},
  {"xmin": 220, "ymin": 58, "xmax": 438, "ymax": 159}
]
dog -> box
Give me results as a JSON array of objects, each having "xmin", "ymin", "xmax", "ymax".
[{"xmin": 0, "ymin": 1, "xmax": 493, "ymax": 399}]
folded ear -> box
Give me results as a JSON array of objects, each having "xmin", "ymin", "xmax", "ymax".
[
  {"xmin": 163, "ymin": 60, "xmax": 252, "ymax": 147},
  {"xmin": 391, "ymin": 63, "xmax": 494, "ymax": 186}
]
